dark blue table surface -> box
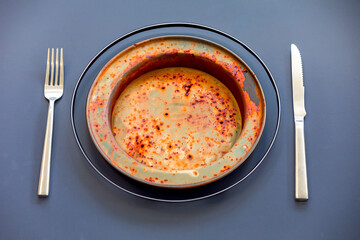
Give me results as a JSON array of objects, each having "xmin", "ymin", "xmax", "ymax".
[{"xmin": 1, "ymin": 0, "xmax": 359, "ymax": 239}]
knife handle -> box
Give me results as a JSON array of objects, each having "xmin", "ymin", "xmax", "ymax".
[{"xmin": 295, "ymin": 118, "xmax": 308, "ymax": 201}]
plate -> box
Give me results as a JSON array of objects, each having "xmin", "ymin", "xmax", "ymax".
[
  {"xmin": 71, "ymin": 23, "xmax": 280, "ymax": 202},
  {"xmin": 86, "ymin": 35, "xmax": 266, "ymax": 188}
]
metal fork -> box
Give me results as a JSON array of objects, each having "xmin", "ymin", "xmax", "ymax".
[{"xmin": 38, "ymin": 48, "xmax": 64, "ymax": 197}]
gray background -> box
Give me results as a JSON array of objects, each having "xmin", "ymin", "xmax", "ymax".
[{"xmin": 1, "ymin": 0, "xmax": 359, "ymax": 239}]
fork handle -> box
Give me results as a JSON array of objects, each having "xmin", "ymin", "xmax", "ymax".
[
  {"xmin": 38, "ymin": 100, "xmax": 55, "ymax": 197},
  {"xmin": 295, "ymin": 118, "xmax": 308, "ymax": 201}
]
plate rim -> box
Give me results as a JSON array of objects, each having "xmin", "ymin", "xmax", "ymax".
[{"xmin": 70, "ymin": 22, "xmax": 281, "ymax": 202}]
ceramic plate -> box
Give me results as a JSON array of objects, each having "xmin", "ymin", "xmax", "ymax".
[{"xmin": 86, "ymin": 36, "xmax": 265, "ymax": 188}]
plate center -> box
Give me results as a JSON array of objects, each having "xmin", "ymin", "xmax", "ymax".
[{"xmin": 111, "ymin": 67, "xmax": 242, "ymax": 171}]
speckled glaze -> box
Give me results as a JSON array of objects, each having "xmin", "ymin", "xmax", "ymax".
[
  {"xmin": 86, "ymin": 36, "xmax": 265, "ymax": 188},
  {"xmin": 112, "ymin": 67, "xmax": 242, "ymax": 172}
]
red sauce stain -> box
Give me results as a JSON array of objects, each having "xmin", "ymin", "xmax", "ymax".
[
  {"xmin": 220, "ymin": 165, "xmax": 231, "ymax": 173},
  {"xmin": 144, "ymin": 177, "xmax": 156, "ymax": 183},
  {"xmin": 183, "ymin": 83, "xmax": 193, "ymax": 96},
  {"xmin": 130, "ymin": 167, "xmax": 137, "ymax": 174}
]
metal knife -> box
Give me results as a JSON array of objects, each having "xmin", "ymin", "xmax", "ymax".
[{"xmin": 291, "ymin": 44, "xmax": 308, "ymax": 201}]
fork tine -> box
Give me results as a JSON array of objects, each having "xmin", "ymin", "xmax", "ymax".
[
  {"xmin": 50, "ymin": 48, "xmax": 54, "ymax": 85},
  {"xmin": 59, "ymin": 48, "xmax": 64, "ymax": 87},
  {"xmin": 55, "ymin": 48, "xmax": 59, "ymax": 85},
  {"xmin": 45, "ymin": 49, "xmax": 50, "ymax": 85}
]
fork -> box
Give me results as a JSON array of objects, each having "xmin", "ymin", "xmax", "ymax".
[{"xmin": 38, "ymin": 48, "xmax": 64, "ymax": 197}]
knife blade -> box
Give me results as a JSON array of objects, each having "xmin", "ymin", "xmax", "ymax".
[{"xmin": 291, "ymin": 44, "xmax": 308, "ymax": 201}]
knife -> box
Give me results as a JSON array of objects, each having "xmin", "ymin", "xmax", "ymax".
[{"xmin": 291, "ymin": 44, "xmax": 308, "ymax": 201}]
